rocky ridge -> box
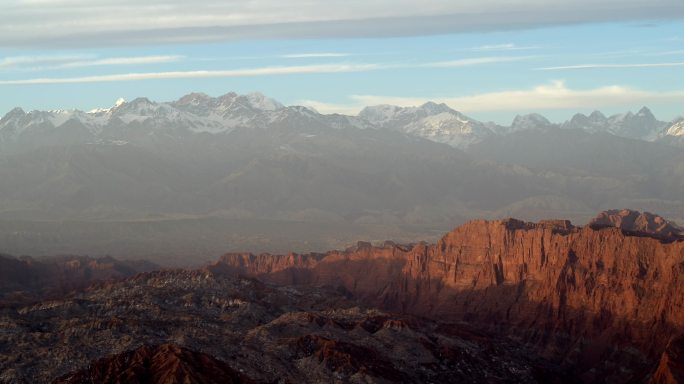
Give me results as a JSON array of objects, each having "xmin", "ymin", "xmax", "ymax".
[
  {"xmin": 1, "ymin": 210, "xmax": 682, "ymax": 383},
  {"xmin": 215, "ymin": 210, "xmax": 684, "ymax": 382},
  {"xmin": 0, "ymin": 269, "xmax": 560, "ymax": 383},
  {"xmin": 53, "ymin": 344, "xmax": 254, "ymax": 384}
]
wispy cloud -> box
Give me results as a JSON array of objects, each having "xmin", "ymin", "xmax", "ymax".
[
  {"xmin": 424, "ymin": 56, "xmax": 535, "ymax": 68},
  {"xmin": 299, "ymin": 81, "xmax": 684, "ymax": 114},
  {"xmin": 280, "ymin": 53, "xmax": 350, "ymax": 59},
  {"xmin": 0, "ymin": 54, "xmax": 183, "ymax": 70},
  {"xmin": 537, "ymin": 62, "xmax": 684, "ymax": 70},
  {"xmin": 470, "ymin": 43, "xmax": 541, "ymax": 51},
  {"xmin": 59, "ymin": 55, "xmax": 183, "ymax": 68},
  {"xmin": 0, "ymin": 56, "xmax": 530, "ymax": 85},
  {"xmin": 0, "ymin": 63, "xmax": 384, "ymax": 85},
  {"xmin": 0, "ymin": 54, "xmax": 93, "ymax": 69}
]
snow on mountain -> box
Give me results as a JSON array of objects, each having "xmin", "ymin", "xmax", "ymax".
[
  {"xmin": 1, "ymin": 92, "xmax": 681, "ymax": 151},
  {"xmin": 508, "ymin": 113, "xmax": 556, "ymax": 133},
  {"xmin": 664, "ymin": 119, "xmax": 684, "ymax": 137},
  {"xmin": 358, "ymin": 102, "xmax": 494, "ymax": 148},
  {"xmin": 245, "ymin": 92, "xmax": 284, "ymax": 111},
  {"xmin": 562, "ymin": 107, "xmax": 666, "ymax": 141},
  {"xmin": 0, "ymin": 93, "xmax": 371, "ymax": 150}
]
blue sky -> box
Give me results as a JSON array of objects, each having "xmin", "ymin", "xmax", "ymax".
[{"xmin": 1, "ymin": 0, "xmax": 684, "ymax": 124}]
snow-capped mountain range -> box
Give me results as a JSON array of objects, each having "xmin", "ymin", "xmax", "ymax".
[{"xmin": 1, "ymin": 91, "xmax": 682, "ymax": 151}]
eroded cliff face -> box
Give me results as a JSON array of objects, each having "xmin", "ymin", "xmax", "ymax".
[
  {"xmin": 651, "ymin": 336, "xmax": 684, "ymax": 384},
  {"xmin": 214, "ymin": 212, "xmax": 684, "ymax": 382}
]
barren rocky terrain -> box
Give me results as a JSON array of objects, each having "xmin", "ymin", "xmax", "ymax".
[{"xmin": 0, "ymin": 209, "xmax": 682, "ymax": 383}]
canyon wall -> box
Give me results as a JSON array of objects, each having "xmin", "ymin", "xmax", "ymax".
[{"xmin": 213, "ymin": 213, "xmax": 684, "ymax": 381}]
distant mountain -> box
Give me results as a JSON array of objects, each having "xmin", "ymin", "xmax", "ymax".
[
  {"xmin": 666, "ymin": 119, "xmax": 684, "ymax": 137},
  {"xmin": 358, "ymin": 102, "xmax": 497, "ymax": 148},
  {"xmin": 561, "ymin": 107, "xmax": 667, "ymax": 141},
  {"xmin": 0, "ymin": 93, "xmax": 683, "ymax": 262},
  {"xmin": 508, "ymin": 113, "xmax": 557, "ymax": 133},
  {"xmin": 2, "ymin": 94, "xmax": 683, "ymax": 151},
  {"xmin": 588, "ymin": 208, "xmax": 682, "ymax": 237},
  {"xmin": 659, "ymin": 118, "xmax": 684, "ymax": 147}
]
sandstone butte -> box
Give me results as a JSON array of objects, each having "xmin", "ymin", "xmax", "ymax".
[{"xmin": 212, "ymin": 210, "xmax": 684, "ymax": 382}]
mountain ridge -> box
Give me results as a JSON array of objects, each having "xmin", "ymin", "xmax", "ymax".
[{"xmin": 2, "ymin": 93, "xmax": 683, "ymax": 151}]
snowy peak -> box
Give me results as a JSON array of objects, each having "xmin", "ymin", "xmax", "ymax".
[
  {"xmin": 665, "ymin": 119, "xmax": 684, "ymax": 137},
  {"xmin": 244, "ymin": 92, "xmax": 284, "ymax": 111},
  {"xmin": 562, "ymin": 107, "xmax": 666, "ymax": 140},
  {"xmin": 174, "ymin": 93, "xmax": 211, "ymax": 107},
  {"xmin": 609, "ymin": 107, "xmax": 664, "ymax": 141},
  {"xmin": 358, "ymin": 102, "xmax": 494, "ymax": 148},
  {"xmin": 2, "ymin": 107, "xmax": 27, "ymax": 120},
  {"xmin": 420, "ymin": 101, "xmax": 453, "ymax": 115},
  {"xmin": 0, "ymin": 107, "xmax": 28, "ymax": 130},
  {"xmin": 588, "ymin": 110, "xmax": 607, "ymax": 121},
  {"xmin": 2, "ymin": 95, "xmax": 681, "ymax": 151},
  {"xmin": 358, "ymin": 102, "xmax": 493, "ymax": 148},
  {"xmin": 636, "ymin": 106, "xmax": 655, "ymax": 119},
  {"xmin": 510, "ymin": 113, "xmax": 555, "ymax": 132},
  {"xmin": 565, "ymin": 112, "xmax": 607, "ymax": 133}
]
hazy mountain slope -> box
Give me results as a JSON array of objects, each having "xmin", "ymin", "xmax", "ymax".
[
  {"xmin": 467, "ymin": 129, "xmax": 684, "ymax": 217},
  {"xmin": 358, "ymin": 102, "xmax": 496, "ymax": 148},
  {"xmin": 0, "ymin": 93, "xmax": 683, "ymax": 263},
  {"xmin": 562, "ymin": 107, "xmax": 667, "ymax": 141}
]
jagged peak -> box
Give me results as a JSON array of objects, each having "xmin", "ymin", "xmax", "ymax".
[
  {"xmin": 128, "ymin": 97, "xmax": 154, "ymax": 105},
  {"xmin": 175, "ymin": 92, "xmax": 211, "ymax": 105},
  {"xmin": 512, "ymin": 113, "xmax": 550, "ymax": 124},
  {"xmin": 420, "ymin": 101, "xmax": 454, "ymax": 114},
  {"xmin": 588, "ymin": 110, "xmax": 607, "ymax": 120},
  {"xmin": 665, "ymin": 118, "xmax": 684, "ymax": 136},
  {"xmin": 569, "ymin": 112, "xmax": 589, "ymax": 122},
  {"xmin": 218, "ymin": 91, "xmax": 239, "ymax": 100},
  {"xmin": 636, "ymin": 106, "xmax": 654, "ymax": 118},
  {"xmin": 1, "ymin": 107, "xmax": 27, "ymax": 123},
  {"xmin": 242, "ymin": 92, "xmax": 284, "ymax": 111}
]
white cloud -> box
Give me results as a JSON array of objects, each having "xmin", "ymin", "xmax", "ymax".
[
  {"xmin": 0, "ymin": 63, "xmax": 384, "ymax": 85},
  {"xmin": 2, "ymin": 0, "xmax": 683, "ymax": 47},
  {"xmin": 300, "ymin": 81, "xmax": 684, "ymax": 114},
  {"xmin": 0, "ymin": 56, "xmax": 528, "ymax": 85},
  {"xmin": 0, "ymin": 54, "xmax": 93, "ymax": 69},
  {"xmin": 470, "ymin": 43, "xmax": 541, "ymax": 51},
  {"xmin": 280, "ymin": 53, "xmax": 350, "ymax": 59},
  {"xmin": 538, "ymin": 62, "xmax": 684, "ymax": 70},
  {"xmin": 59, "ymin": 55, "xmax": 183, "ymax": 68},
  {"xmin": 423, "ymin": 56, "xmax": 536, "ymax": 68},
  {"xmin": 0, "ymin": 54, "xmax": 183, "ymax": 70}
]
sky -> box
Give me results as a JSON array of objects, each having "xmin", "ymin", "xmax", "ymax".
[{"xmin": 1, "ymin": 0, "xmax": 684, "ymax": 124}]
